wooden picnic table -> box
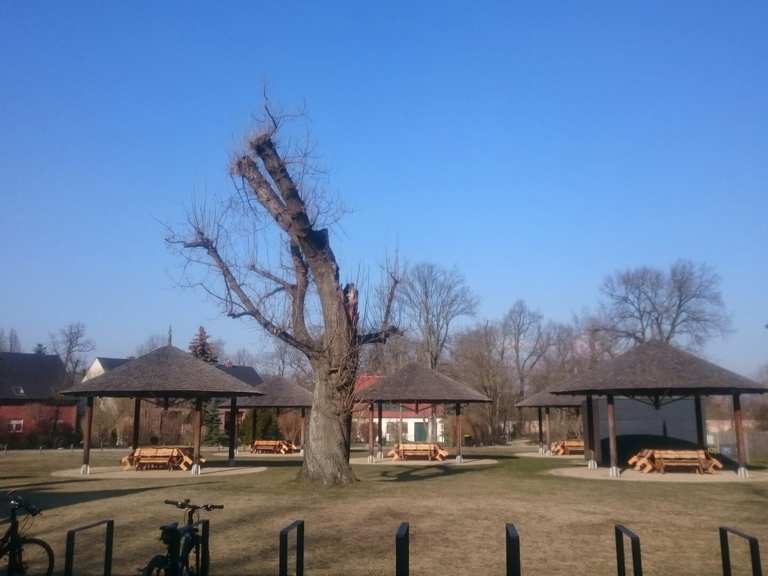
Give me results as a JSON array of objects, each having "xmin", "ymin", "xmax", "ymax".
[
  {"xmin": 627, "ymin": 448, "xmax": 723, "ymax": 474},
  {"xmin": 550, "ymin": 439, "xmax": 584, "ymax": 455},
  {"xmin": 250, "ymin": 439, "xmax": 298, "ymax": 454},
  {"xmin": 387, "ymin": 443, "xmax": 449, "ymax": 461},
  {"xmin": 121, "ymin": 446, "xmax": 200, "ymax": 471}
]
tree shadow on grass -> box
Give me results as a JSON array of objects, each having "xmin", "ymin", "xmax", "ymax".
[
  {"xmin": 0, "ymin": 481, "xmax": 219, "ymax": 520},
  {"xmin": 375, "ymin": 464, "xmax": 493, "ymax": 483}
]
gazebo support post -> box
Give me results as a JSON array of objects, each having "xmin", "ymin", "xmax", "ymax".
[
  {"xmin": 377, "ymin": 401, "xmax": 383, "ymax": 460},
  {"xmin": 733, "ymin": 393, "xmax": 748, "ymax": 479},
  {"xmin": 694, "ymin": 395, "xmax": 706, "ymax": 449},
  {"xmin": 192, "ymin": 398, "xmax": 203, "ymax": 476},
  {"xmin": 455, "ymin": 403, "xmax": 463, "ymax": 463},
  {"xmin": 607, "ymin": 394, "xmax": 619, "ymax": 478},
  {"xmin": 544, "ymin": 407, "xmax": 552, "ymax": 455},
  {"xmin": 228, "ymin": 397, "xmax": 237, "ymax": 466},
  {"xmin": 398, "ymin": 404, "xmax": 404, "ymax": 447},
  {"xmin": 585, "ymin": 394, "xmax": 597, "ymax": 469},
  {"xmin": 300, "ymin": 408, "xmax": 306, "ymax": 455},
  {"xmin": 368, "ymin": 402, "xmax": 374, "ymax": 463},
  {"xmin": 80, "ymin": 397, "xmax": 94, "ymax": 476},
  {"xmin": 430, "ymin": 404, "xmax": 436, "ymax": 443},
  {"xmin": 537, "ymin": 407, "xmax": 544, "ymax": 455},
  {"xmin": 251, "ymin": 408, "xmax": 257, "ymax": 446},
  {"xmin": 131, "ymin": 397, "xmax": 141, "ymax": 452}
]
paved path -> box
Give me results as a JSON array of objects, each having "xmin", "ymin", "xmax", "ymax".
[
  {"xmin": 548, "ymin": 465, "xmax": 768, "ymax": 483},
  {"xmin": 52, "ymin": 465, "xmax": 267, "ymax": 479},
  {"xmin": 349, "ymin": 456, "xmax": 498, "ymax": 467}
]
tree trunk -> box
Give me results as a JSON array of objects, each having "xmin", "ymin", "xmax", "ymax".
[{"xmin": 302, "ymin": 370, "xmax": 356, "ymax": 485}]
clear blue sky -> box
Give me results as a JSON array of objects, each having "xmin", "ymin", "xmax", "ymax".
[{"xmin": 1, "ymin": 2, "xmax": 766, "ymax": 375}]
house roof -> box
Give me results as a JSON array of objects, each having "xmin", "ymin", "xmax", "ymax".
[
  {"xmin": 0, "ymin": 352, "xmax": 69, "ymax": 402},
  {"xmin": 61, "ymin": 346, "xmax": 264, "ymax": 399},
  {"xmin": 516, "ymin": 389, "xmax": 583, "ymax": 408},
  {"xmin": 550, "ymin": 341, "xmax": 768, "ymax": 397},
  {"xmin": 218, "ymin": 364, "xmax": 263, "ymax": 387},
  {"xmin": 96, "ymin": 357, "xmax": 131, "ymax": 371},
  {"xmin": 235, "ymin": 376, "xmax": 313, "ymax": 408},
  {"xmin": 357, "ymin": 363, "xmax": 491, "ymax": 403}
]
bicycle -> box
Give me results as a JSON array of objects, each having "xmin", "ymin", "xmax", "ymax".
[
  {"xmin": 0, "ymin": 492, "xmax": 54, "ymax": 576},
  {"xmin": 141, "ymin": 499, "xmax": 223, "ymax": 576}
]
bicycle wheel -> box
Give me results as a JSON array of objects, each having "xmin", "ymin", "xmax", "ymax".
[
  {"xmin": 16, "ymin": 538, "xmax": 54, "ymax": 576},
  {"xmin": 141, "ymin": 555, "xmax": 169, "ymax": 576}
]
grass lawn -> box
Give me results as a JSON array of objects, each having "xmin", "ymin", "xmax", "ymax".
[{"xmin": 1, "ymin": 445, "xmax": 766, "ymax": 575}]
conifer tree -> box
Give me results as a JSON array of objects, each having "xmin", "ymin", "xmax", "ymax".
[{"xmin": 188, "ymin": 327, "xmax": 223, "ymax": 443}]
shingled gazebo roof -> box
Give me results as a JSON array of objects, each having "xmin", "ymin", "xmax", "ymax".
[
  {"xmin": 550, "ymin": 341, "xmax": 768, "ymax": 397},
  {"xmin": 516, "ymin": 389, "xmax": 583, "ymax": 408},
  {"xmin": 235, "ymin": 376, "xmax": 313, "ymax": 408},
  {"xmin": 62, "ymin": 346, "xmax": 264, "ymax": 399},
  {"xmin": 357, "ymin": 363, "xmax": 491, "ymax": 403}
]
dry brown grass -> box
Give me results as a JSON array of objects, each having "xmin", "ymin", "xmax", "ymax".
[{"xmin": 1, "ymin": 447, "xmax": 766, "ymax": 575}]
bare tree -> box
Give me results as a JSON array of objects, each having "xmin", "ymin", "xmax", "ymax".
[
  {"xmin": 599, "ymin": 260, "xmax": 729, "ymax": 348},
  {"xmin": 401, "ymin": 262, "xmax": 478, "ymax": 369},
  {"xmin": 168, "ymin": 106, "xmax": 398, "ymax": 485},
  {"xmin": 50, "ymin": 322, "xmax": 95, "ymax": 385},
  {"xmin": 135, "ymin": 333, "xmax": 168, "ymax": 356},
  {"xmin": 502, "ymin": 300, "xmax": 551, "ymax": 396},
  {"xmin": 0, "ymin": 329, "xmax": 6, "ymax": 352},
  {"xmin": 7, "ymin": 329, "xmax": 21, "ymax": 352}
]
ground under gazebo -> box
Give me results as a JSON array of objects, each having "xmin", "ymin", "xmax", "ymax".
[
  {"xmin": 515, "ymin": 389, "xmax": 583, "ymax": 455},
  {"xmin": 357, "ymin": 363, "xmax": 491, "ymax": 463},
  {"xmin": 233, "ymin": 375, "xmax": 313, "ymax": 453},
  {"xmin": 551, "ymin": 341, "xmax": 768, "ymax": 479},
  {"xmin": 62, "ymin": 346, "xmax": 263, "ymax": 475}
]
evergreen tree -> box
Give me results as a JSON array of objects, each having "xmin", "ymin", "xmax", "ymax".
[
  {"xmin": 188, "ymin": 327, "xmax": 218, "ymax": 364},
  {"xmin": 188, "ymin": 327, "xmax": 223, "ymax": 443},
  {"xmin": 33, "ymin": 343, "xmax": 47, "ymax": 354}
]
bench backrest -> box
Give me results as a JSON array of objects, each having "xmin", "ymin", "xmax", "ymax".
[{"xmin": 654, "ymin": 450, "xmax": 703, "ymax": 459}]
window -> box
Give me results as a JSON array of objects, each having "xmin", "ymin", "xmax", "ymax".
[
  {"xmin": 12, "ymin": 386, "xmax": 25, "ymax": 396},
  {"xmin": 9, "ymin": 420, "xmax": 23, "ymax": 433}
]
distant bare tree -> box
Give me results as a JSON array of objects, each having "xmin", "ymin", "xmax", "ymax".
[
  {"xmin": 50, "ymin": 322, "xmax": 95, "ymax": 385},
  {"xmin": 0, "ymin": 329, "xmax": 6, "ymax": 352},
  {"xmin": 502, "ymin": 300, "xmax": 551, "ymax": 396},
  {"xmin": 599, "ymin": 260, "xmax": 729, "ymax": 348},
  {"xmin": 135, "ymin": 333, "xmax": 168, "ymax": 356},
  {"xmin": 401, "ymin": 262, "xmax": 478, "ymax": 369},
  {"xmin": 168, "ymin": 104, "xmax": 399, "ymax": 485},
  {"xmin": 362, "ymin": 253, "xmax": 405, "ymax": 374},
  {"xmin": 7, "ymin": 329, "xmax": 21, "ymax": 352}
]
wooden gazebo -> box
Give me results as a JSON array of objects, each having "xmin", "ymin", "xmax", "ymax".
[
  {"xmin": 516, "ymin": 390, "xmax": 583, "ymax": 454},
  {"xmin": 62, "ymin": 346, "xmax": 263, "ymax": 475},
  {"xmin": 357, "ymin": 363, "xmax": 491, "ymax": 463},
  {"xmin": 551, "ymin": 341, "xmax": 768, "ymax": 478},
  {"xmin": 235, "ymin": 376, "xmax": 313, "ymax": 451}
]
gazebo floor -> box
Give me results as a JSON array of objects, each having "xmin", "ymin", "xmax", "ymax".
[
  {"xmin": 52, "ymin": 465, "xmax": 267, "ymax": 480},
  {"xmin": 548, "ymin": 465, "xmax": 768, "ymax": 483},
  {"xmin": 349, "ymin": 456, "xmax": 498, "ymax": 467}
]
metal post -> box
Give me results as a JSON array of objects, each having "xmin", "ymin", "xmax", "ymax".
[
  {"xmin": 377, "ymin": 401, "xmax": 384, "ymax": 460},
  {"xmin": 81, "ymin": 397, "xmax": 93, "ymax": 475},
  {"xmin": 192, "ymin": 398, "xmax": 203, "ymax": 475},
  {"xmin": 395, "ymin": 523, "xmax": 410, "ymax": 576},
  {"xmin": 505, "ymin": 523, "xmax": 521, "ymax": 576},
  {"xmin": 607, "ymin": 394, "xmax": 619, "ymax": 478},
  {"xmin": 585, "ymin": 395, "xmax": 597, "ymax": 469},
  {"xmin": 132, "ymin": 397, "xmax": 141, "ymax": 451},
  {"xmin": 368, "ymin": 402, "xmax": 375, "ymax": 463},
  {"xmin": 64, "ymin": 519, "xmax": 114, "ymax": 576},
  {"xmin": 456, "ymin": 403, "xmax": 463, "ymax": 463},
  {"xmin": 615, "ymin": 525, "xmax": 643, "ymax": 576},
  {"xmin": 733, "ymin": 394, "xmax": 748, "ymax": 478},
  {"xmin": 228, "ymin": 397, "xmax": 237, "ymax": 465},
  {"xmin": 694, "ymin": 395, "xmax": 706, "ymax": 449},
  {"xmin": 544, "ymin": 407, "xmax": 552, "ymax": 455},
  {"xmin": 279, "ymin": 520, "xmax": 304, "ymax": 576},
  {"xmin": 720, "ymin": 526, "xmax": 762, "ymax": 576}
]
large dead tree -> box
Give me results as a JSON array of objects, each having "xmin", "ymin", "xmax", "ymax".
[{"xmin": 169, "ymin": 114, "xmax": 398, "ymax": 485}]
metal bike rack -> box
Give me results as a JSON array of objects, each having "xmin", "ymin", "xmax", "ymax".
[
  {"xmin": 506, "ymin": 523, "xmax": 521, "ymax": 576},
  {"xmin": 720, "ymin": 527, "xmax": 762, "ymax": 576},
  {"xmin": 278, "ymin": 520, "xmax": 304, "ymax": 576},
  {"xmin": 615, "ymin": 524, "xmax": 643, "ymax": 576},
  {"xmin": 395, "ymin": 523, "xmax": 410, "ymax": 576},
  {"xmin": 64, "ymin": 519, "xmax": 114, "ymax": 576},
  {"xmin": 194, "ymin": 519, "xmax": 211, "ymax": 576}
]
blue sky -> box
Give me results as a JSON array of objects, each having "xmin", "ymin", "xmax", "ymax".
[{"xmin": 1, "ymin": 2, "xmax": 766, "ymax": 375}]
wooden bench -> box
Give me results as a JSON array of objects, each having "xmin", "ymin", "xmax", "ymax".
[
  {"xmin": 626, "ymin": 449, "xmax": 724, "ymax": 475},
  {"xmin": 628, "ymin": 449, "xmax": 655, "ymax": 473},
  {"xmin": 250, "ymin": 439, "xmax": 298, "ymax": 454},
  {"xmin": 551, "ymin": 439, "xmax": 585, "ymax": 455},
  {"xmin": 121, "ymin": 446, "xmax": 196, "ymax": 471},
  {"xmin": 387, "ymin": 443, "xmax": 448, "ymax": 461}
]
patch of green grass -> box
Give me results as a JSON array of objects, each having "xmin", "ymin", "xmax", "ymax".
[{"xmin": 1, "ymin": 447, "xmax": 766, "ymax": 575}]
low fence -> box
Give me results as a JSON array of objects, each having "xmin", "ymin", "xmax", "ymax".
[{"xmin": 18, "ymin": 518, "xmax": 764, "ymax": 575}]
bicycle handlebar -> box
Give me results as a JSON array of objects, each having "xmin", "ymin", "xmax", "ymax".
[
  {"xmin": 7, "ymin": 491, "xmax": 41, "ymax": 516},
  {"xmin": 163, "ymin": 499, "xmax": 223, "ymax": 511}
]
